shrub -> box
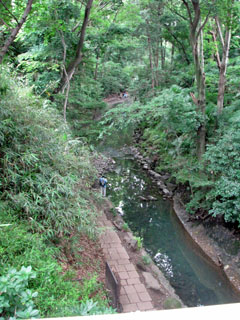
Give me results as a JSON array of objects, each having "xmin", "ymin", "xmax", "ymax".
[
  {"xmin": 0, "ymin": 69, "xmax": 98, "ymax": 238},
  {"xmin": 0, "ymin": 266, "xmax": 39, "ymax": 320}
]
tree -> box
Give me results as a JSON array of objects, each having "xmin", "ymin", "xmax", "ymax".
[
  {"xmin": 0, "ymin": 0, "xmax": 34, "ymax": 63},
  {"xmin": 182, "ymin": 0, "xmax": 212, "ymax": 159},
  {"xmin": 55, "ymin": 0, "xmax": 94, "ymax": 94},
  {"xmin": 211, "ymin": 0, "xmax": 235, "ymax": 116}
]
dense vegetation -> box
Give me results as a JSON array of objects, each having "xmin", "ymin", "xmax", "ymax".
[{"xmin": 0, "ymin": 0, "xmax": 240, "ymax": 318}]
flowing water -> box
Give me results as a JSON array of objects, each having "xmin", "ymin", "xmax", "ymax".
[{"xmin": 105, "ymin": 152, "xmax": 240, "ymax": 307}]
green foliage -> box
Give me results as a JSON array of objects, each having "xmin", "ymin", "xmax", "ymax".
[
  {"xmin": 0, "ymin": 69, "xmax": 112, "ymax": 317},
  {"xmin": 163, "ymin": 297, "xmax": 182, "ymax": 309},
  {"xmin": 101, "ymin": 85, "xmax": 199, "ymax": 170},
  {"xmin": 0, "ymin": 69, "xmax": 98, "ymax": 238},
  {"xmin": 141, "ymin": 255, "xmax": 151, "ymax": 265},
  {"xmin": 56, "ymin": 74, "xmax": 106, "ymax": 140},
  {"xmin": 0, "ymin": 266, "xmax": 39, "ymax": 320},
  {"xmin": 0, "ymin": 207, "xmax": 80, "ymax": 316},
  {"xmin": 122, "ymin": 222, "xmax": 129, "ymax": 231},
  {"xmin": 99, "ymin": 61, "xmax": 131, "ymax": 96},
  {"xmin": 187, "ymin": 102, "xmax": 240, "ymax": 225},
  {"xmin": 53, "ymin": 299, "xmax": 115, "ymax": 317},
  {"xmin": 133, "ymin": 236, "xmax": 143, "ymax": 250}
]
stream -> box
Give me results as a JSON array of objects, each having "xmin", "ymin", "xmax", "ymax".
[{"xmin": 103, "ymin": 149, "xmax": 240, "ymax": 307}]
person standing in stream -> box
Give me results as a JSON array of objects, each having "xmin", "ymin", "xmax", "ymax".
[{"xmin": 99, "ymin": 175, "xmax": 108, "ymax": 197}]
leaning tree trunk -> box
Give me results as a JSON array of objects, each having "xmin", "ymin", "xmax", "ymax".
[{"xmin": 0, "ymin": 0, "xmax": 34, "ymax": 63}]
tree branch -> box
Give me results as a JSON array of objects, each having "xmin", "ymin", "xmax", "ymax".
[
  {"xmin": 215, "ymin": 16, "xmax": 224, "ymax": 48},
  {"xmin": 71, "ymin": 2, "xmax": 83, "ymax": 32},
  {"xmin": 191, "ymin": 0, "xmax": 201, "ymax": 33},
  {"xmin": 0, "ymin": 0, "xmax": 34, "ymax": 64},
  {"xmin": 210, "ymin": 30, "xmax": 221, "ymax": 69},
  {"xmin": 58, "ymin": 29, "xmax": 70, "ymax": 122},
  {"xmin": 165, "ymin": 3, "xmax": 188, "ymax": 21},
  {"xmin": 196, "ymin": 9, "xmax": 211, "ymax": 40},
  {"xmin": 0, "ymin": 0, "xmax": 19, "ymax": 24},
  {"xmin": 182, "ymin": 0, "xmax": 193, "ymax": 25},
  {"xmin": 0, "ymin": 17, "xmax": 11, "ymax": 29},
  {"xmin": 190, "ymin": 92, "xmax": 198, "ymax": 105},
  {"xmin": 163, "ymin": 23, "xmax": 190, "ymax": 64}
]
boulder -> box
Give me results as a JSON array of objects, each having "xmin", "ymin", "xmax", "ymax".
[
  {"xmin": 124, "ymin": 233, "xmax": 138, "ymax": 251},
  {"xmin": 142, "ymin": 272, "xmax": 162, "ymax": 292}
]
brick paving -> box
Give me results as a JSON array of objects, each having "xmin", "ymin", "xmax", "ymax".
[{"xmin": 99, "ymin": 212, "xmax": 154, "ymax": 313}]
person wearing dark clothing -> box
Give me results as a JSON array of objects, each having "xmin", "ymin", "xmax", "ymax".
[{"xmin": 99, "ymin": 176, "xmax": 107, "ymax": 196}]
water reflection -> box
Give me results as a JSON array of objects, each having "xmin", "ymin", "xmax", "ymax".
[{"xmin": 108, "ymin": 156, "xmax": 240, "ymax": 307}]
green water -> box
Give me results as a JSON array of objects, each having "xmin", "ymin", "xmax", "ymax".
[{"xmin": 107, "ymin": 155, "xmax": 240, "ymax": 307}]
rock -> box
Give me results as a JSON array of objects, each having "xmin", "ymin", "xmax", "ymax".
[
  {"xmin": 161, "ymin": 174, "xmax": 171, "ymax": 180},
  {"xmin": 157, "ymin": 181, "xmax": 165, "ymax": 188},
  {"xmin": 143, "ymin": 163, "xmax": 149, "ymax": 170},
  {"xmin": 139, "ymin": 195, "xmax": 157, "ymax": 201},
  {"xmin": 123, "ymin": 233, "xmax": 138, "ymax": 251},
  {"xmin": 166, "ymin": 183, "xmax": 177, "ymax": 192},
  {"xmin": 163, "ymin": 188, "xmax": 172, "ymax": 197},
  {"xmin": 129, "ymin": 238, "xmax": 138, "ymax": 251},
  {"xmin": 147, "ymin": 195, "xmax": 157, "ymax": 201},
  {"xmin": 149, "ymin": 170, "xmax": 162, "ymax": 180},
  {"xmin": 137, "ymin": 261, "xmax": 148, "ymax": 271},
  {"xmin": 142, "ymin": 272, "xmax": 162, "ymax": 292},
  {"xmin": 139, "ymin": 196, "xmax": 148, "ymax": 201},
  {"xmin": 113, "ymin": 221, "xmax": 123, "ymax": 231},
  {"xmin": 136, "ymin": 154, "xmax": 143, "ymax": 160}
]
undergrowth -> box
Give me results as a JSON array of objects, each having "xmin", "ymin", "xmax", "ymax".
[{"xmin": 0, "ymin": 68, "xmax": 112, "ymax": 318}]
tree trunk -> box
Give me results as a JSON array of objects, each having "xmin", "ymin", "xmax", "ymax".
[
  {"xmin": 94, "ymin": 53, "xmax": 99, "ymax": 81},
  {"xmin": 194, "ymin": 27, "xmax": 206, "ymax": 159},
  {"xmin": 215, "ymin": 17, "xmax": 231, "ymax": 115},
  {"xmin": 55, "ymin": 0, "xmax": 94, "ymax": 93},
  {"xmin": 154, "ymin": 40, "xmax": 159, "ymax": 87},
  {"xmin": 183, "ymin": 0, "xmax": 210, "ymax": 159},
  {"xmin": 171, "ymin": 43, "xmax": 175, "ymax": 66},
  {"xmin": 0, "ymin": 0, "xmax": 34, "ymax": 63},
  {"xmin": 146, "ymin": 20, "xmax": 155, "ymax": 89},
  {"xmin": 160, "ymin": 39, "xmax": 165, "ymax": 70}
]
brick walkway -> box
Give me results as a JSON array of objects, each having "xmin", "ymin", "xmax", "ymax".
[{"xmin": 99, "ymin": 212, "xmax": 154, "ymax": 313}]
